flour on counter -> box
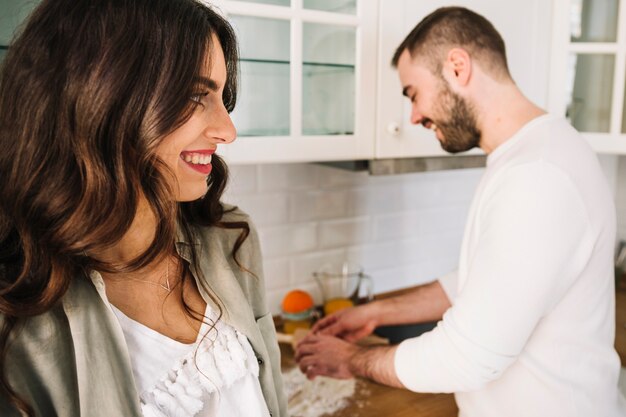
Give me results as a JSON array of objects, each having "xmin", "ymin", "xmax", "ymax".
[{"xmin": 283, "ymin": 367, "xmax": 358, "ymax": 417}]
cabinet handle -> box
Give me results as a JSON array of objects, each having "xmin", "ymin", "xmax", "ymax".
[{"xmin": 386, "ymin": 122, "xmax": 401, "ymax": 136}]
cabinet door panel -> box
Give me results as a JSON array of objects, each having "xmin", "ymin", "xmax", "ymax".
[
  {"xmin": 567, "ymin": 53, "xmax": 615, "ymax": 133},
  {"xmin": 302, "ymin": 22, "xmax": 356, "ymax": 136},
  {"xmin": 220, "ymin": 0, "xmax": 378, "ymax": 164},
  {"xmin": 303, "ymin": 0, "xmax": 356, "ymax": 15},
  {"xmin": 376, "ymin": 0, "xmax": 552, "ymax": 159},
  {"xmin": 549, "ymin": 0, "xmax": 626, "ymax": 153},
  {"xmin": 229, "ymin": 16, "xmax": 291, "ymax": 137},
  {"xmin": 241, "ymin": 0, "xmax": 290, "ymax": 6},
  {"xmin": 570, "ymin": 0, "xmax": 619, "ymax": 42}
]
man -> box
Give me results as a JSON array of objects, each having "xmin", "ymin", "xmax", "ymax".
[{"xmin": 295, "ymin": 7, "xmax": 626, "ymax": 417}]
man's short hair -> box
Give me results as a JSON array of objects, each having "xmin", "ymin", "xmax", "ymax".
[{"xmin": 392, "ymin": 7, "xmax": 511, "ymax": 80}]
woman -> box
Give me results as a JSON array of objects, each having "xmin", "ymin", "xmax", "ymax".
[{"xmin": 0, "ymin": 0, "xmax": 286, "ymax": 416}]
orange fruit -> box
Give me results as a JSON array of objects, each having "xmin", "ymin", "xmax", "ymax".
[{"xmin": 282, "ymin": 289, "xmax": 314, "ymax": 314}]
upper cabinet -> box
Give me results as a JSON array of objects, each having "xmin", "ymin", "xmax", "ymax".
[
  {"xmin": 376, "ymin": 0, "xmax": 553, "ymax": 159},
  {"xmin": 548, "ymin": 0, "xmax": 626, "ymax": 153},
  {"xmin": 213, "ymin": 0, "xmax": 378, "ymax": 164},
  {"xmin": 0, "ymin": 0, "xmax": 41, "ymax": 62}
]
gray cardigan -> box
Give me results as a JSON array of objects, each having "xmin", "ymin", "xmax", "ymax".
[{"xmin": 0, "ymin": 206, "xmax": 287, "ymax": 417}]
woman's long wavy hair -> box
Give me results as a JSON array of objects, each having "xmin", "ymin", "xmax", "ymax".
[{"xmin": 0, "ymin": 0, "xmax": 248, "ymax": 415}]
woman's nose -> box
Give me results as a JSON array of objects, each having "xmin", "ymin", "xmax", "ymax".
[{"xmin": 206, "ymin": 105, "xmax": 237, "ymax": 144}]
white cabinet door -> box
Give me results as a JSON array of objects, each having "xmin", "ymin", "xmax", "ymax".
[
  {"xmin": 376, "ymin": 0, "xmax": 552, "ymax": 159},
  {"xmin": 214, "ymin": 0, "xmax": 378, "ymax": 164},
  {"xmin": 548, "ymin": 0, "xmax": 626, "ymax": 154},
  {"xmin": 0, "ymin": 0, "xmax": 41, "ymax": 61}
]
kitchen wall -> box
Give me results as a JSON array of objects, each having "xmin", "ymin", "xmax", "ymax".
[
  {"xmin": 223, "ymin": 163, "xmax": 483, "ymax": 315},
  {"xmin": 225, "ymin": 154, "xmax": 622, "ymax": 315}
]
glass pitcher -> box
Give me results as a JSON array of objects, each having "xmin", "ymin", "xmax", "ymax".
[{"xmin": 313, "ymin": 261, "xmax": 373, "ymax": 316}]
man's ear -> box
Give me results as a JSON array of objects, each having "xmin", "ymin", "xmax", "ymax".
[{"xmin": 443, "ymin": 48, "xmax": 471, "ymax": 87}]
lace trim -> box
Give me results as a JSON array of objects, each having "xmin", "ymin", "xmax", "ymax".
[{"xmin": 139, "ymin": 317, "xmax": 260, "ymax": 417}]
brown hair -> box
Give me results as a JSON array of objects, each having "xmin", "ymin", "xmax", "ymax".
[
  {"xmin": 0, "ymin": 0, "xmax": 244, "ymax": 415},
  {"xmin": 391, "ymin": 6, "xmax": 511, "ymax": 80}
]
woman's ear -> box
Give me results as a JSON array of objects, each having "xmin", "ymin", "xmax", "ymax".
[{"xmin": 443, "ymin": 47, "xmax": 471, "ymax": 87}]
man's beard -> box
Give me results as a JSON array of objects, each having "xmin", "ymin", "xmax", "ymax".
[{"xmin": 433, "ymin": 83, "xmax": 481, "ymax": 154}]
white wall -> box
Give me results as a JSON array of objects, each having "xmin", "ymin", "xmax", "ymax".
[
  {"xmin": 224, "ymin": 163, "xmax": 483, "ymax": 314},
  {"xmin": 225, "ymin": 154, "xmax": 623, "ymax": 315}
]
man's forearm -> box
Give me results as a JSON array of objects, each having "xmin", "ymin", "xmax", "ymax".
[
  {"xmin": 371, "ymin": 280, "xmax": 452, "ymax": 327},
  {"xmin": 348, "ymin": 345, "xmax": 404, "ymax": 388}
]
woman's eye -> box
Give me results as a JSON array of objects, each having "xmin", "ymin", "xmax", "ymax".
[{"xmin": 190, "ymin": 92, "xmax": 209, "ymax": 104}]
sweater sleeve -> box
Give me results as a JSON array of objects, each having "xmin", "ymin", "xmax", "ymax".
[
  {"xmin": 394, "ymin": 162, "xmax": 593, "ymax": 392},
  {"xmin": 438, "ymin": 270, "xmax": 459, "ymax": 303}
]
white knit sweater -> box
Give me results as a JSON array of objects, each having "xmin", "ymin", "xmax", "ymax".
[{"xmin": 395, "ymin": 115, "xmax": 626, "ymax": 417}]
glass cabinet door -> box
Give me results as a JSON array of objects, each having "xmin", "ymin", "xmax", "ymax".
[
  {"xmin": 551, "ymin": 0, "xmax": 626, "ymax": 151},
  {"xmin": 564, "ymin": 0, "xmax": 620, "ymax": 133},
  {"xmin": 302, "ymin": 23, "xmax": 355, "ymax": 135},
  {"xmin": 229, "ymin": 16, "xmax": 290, "ymax": 136},
  {"xmin": 303, "ymin": 0, "xmax": 356, "ymax": 15},
  {"xmin": 227, "ymin": 4, "xmax": 359, "ymax": 139},
  {"xmin": 566, "ymin": 53, "xmax": 615, "ymax": 132},
  {"xmin": 216, "ymin": 0, "xmax": 377, "ymax": 163},
  {"xmin": 0, "ymin": 0, "xmax": 41, "ymax": 62},
  {"xmin": 244, "ymin": 0, "xmax": 290, "ymax": 6},
  {"xmin": 569, "ymin": 0, "xmax": 619, "ymax": 42}
]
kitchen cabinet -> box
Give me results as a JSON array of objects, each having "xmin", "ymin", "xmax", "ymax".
[
  {"xmin": 0, "ymin": 0, "xmax": 40, "ymax": 62},
  {"xmin": 376, "ymin": 0, "xmax": 553, "ymax": 159},
  {"xmin": 219, "ymin": 0, "xmax": 553, "ymax": 164},
  {"xmin": 212, "ymin": 0, "xmax": 378, "ymax": 164},
  {"xmin": 548, "ymin": 0, "xmax": 626, "ymax": 153}
]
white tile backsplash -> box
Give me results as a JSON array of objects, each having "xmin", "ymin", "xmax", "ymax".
[
  {"xmin": 262, "ymin": 258, "xmax": 291, "ymax": 290},
  {"xmin": 289, "ymin": 190, "xmax": 349, "ymax": 222},
  {"xmin": 225, "ymin": 162, "xmax": 482, "ymax": 314},
  {"xmin": 258, "ymin": 164, "xmax": 320, "ymax": 191},
  {"xmin": 290, "ymin": 249, "xmax": 347, "ymax": 285},
  {"xmin": 226, "ymin": 164, "xmax": 258, "ymax": 194},
  {"xmin": 225, "ymin": 155, "xmax": 623, "ymax": 315},
  {"xmin": 229, "ymin": 193, "xmax": 289, "ymax": 226},
  {"xmin": 318, "ymin": 217, "xmax": 372, "ymax": 249},
  {"xmin": 257, "ymin": 223, "xmax": 318, "ymax": 258}
]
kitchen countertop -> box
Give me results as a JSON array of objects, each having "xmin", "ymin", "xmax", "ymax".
[
  {"xmin": 281, "ymin": 286, "xmax": 626, "ymax": 417},
  {"xmin": 281, "ymin": 344, "xmax": 458, "ymax": 417}
]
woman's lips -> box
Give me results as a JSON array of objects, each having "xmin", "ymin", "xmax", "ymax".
[{"xmin": 180, "ymin": 149, "xmax": 214, "ymax": 175}]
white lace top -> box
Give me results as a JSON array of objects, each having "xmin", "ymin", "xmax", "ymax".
[{"xmin": 111, "ymin": 304, "xmax": 270, "ymax": 417}]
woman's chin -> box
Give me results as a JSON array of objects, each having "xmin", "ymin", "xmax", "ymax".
[{"xmin": 176, "ymin": 182, "xmax": 209, "ymax": 202}]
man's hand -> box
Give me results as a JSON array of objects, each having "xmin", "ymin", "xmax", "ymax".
[
  {"xmin": 295, "ymin": 333, "xmax": 404, "ymax": 388},
  {"xmin": 311, "ymin": 304, "xmax": 378, "ymax": 342},
  {"xmin": 295, "ymin": 334, "xmax": 361, "ymax": 379}
]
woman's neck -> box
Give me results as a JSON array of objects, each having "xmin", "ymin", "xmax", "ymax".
[{"xmin": 99, "ymin": 197, "xmax": 158, "ymax": 265}]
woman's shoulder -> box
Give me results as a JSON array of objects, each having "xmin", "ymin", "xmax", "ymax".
[
  {"xmin": 190, "ymin": 204, "xmax": 259, "ymax": 251},
  {"xmin": 220, "ymin": 203, "xmax": 253, "ymax": 224}
]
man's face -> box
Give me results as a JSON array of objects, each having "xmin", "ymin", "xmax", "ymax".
[{"xmin": 397, "ymin": 50, "xmax": 481, "ymax": 154}]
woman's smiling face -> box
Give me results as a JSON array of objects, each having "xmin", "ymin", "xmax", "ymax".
[{"xmin": 155, "ymin": 35, "xmax": 236, "ymax": 202}]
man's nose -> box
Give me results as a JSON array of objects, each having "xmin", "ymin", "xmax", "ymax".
[{"xmin": 410, "ymin": 105, "xmax": 423, "ymax": 125}]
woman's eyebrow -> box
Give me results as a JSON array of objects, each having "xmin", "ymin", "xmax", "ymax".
[{"xmin": 194, "ymin": 76, "xmax": 220, "ymax": 91}]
